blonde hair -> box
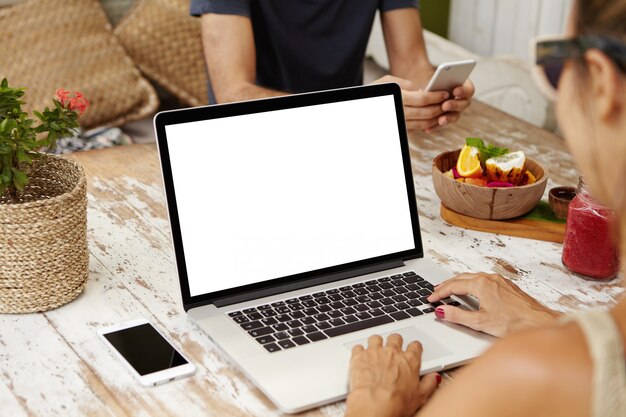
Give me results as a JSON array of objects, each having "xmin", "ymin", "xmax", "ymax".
[{"xmin": 574, "ymin": 0, "xmax": 626, "ymax": 275}]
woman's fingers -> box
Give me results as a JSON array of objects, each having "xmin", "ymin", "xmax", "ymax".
[
  {"xmin": 406, "ymin": 340, "xmax": 422, "ymax": 356},
  {"xmin": 351, "ymin": 344, "xmax": 365, "ymax": 355},
  {"xmin": 368, "ymin": 334, "xmax": 383, "ymax": 349},
  {"xmin": 405, "ymin": 340, "xmax": 423, "ymax": 372},
  {"xmin": 385, "ymin": 333, "xmax": 404, "ymax": 350},
  {"xmin": 436, "ymin": 305, "xmax": 485, "ymax": 333},
  {"xmin": 428, "ymin": 277, "xmax": 479, "ymax": 302},
  {"xmin": 417, "ymin": 373, "xmax": 441, "ymax": 403}
]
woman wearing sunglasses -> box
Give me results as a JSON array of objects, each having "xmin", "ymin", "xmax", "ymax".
[{"xmin": 345, "ymin": 0, "xmax": 626, "ymax": 416}]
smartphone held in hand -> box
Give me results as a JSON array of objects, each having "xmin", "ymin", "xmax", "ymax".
[{"xmin": 425, "ymin": 60, "xmax": 476, "ymax": 93}]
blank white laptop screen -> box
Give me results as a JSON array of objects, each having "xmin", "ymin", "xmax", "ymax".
[{"xmin": 164, "ymin": 94, "xmax": 415, "ymax": 297}]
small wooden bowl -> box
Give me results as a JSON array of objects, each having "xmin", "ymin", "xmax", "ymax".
[
  {"xmin": 432, "ymin": 149, "xmax": 549, "ymax": 220},
  {"xmin": 549, "ymin": 186, "xmax": 576, "ymax": 219}
]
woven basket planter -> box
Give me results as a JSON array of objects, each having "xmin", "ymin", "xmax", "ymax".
[{"xmin": 0, "ymin": 156, "xmax": 89, "ymax": 313}]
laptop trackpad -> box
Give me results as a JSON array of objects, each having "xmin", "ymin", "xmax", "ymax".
[{"xmin": 343, "ymin": 326, "xmax": 454, "ymax": 363}]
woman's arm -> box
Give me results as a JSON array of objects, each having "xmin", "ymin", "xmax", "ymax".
[{"xmin": 418, "ymin": 325, "xmax": 591, "ymax": 417}]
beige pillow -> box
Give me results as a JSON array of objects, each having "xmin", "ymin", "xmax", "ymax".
[
  {"xmin": 0, "ymin": 0, "xmax": 158, "ymax": 128},
  {"xmin": 115, "ymin": 0, "xmax": 209, "ymax": 107}
]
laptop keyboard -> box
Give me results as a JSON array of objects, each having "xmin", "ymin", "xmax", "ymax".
[{"xmin": 227, "ymin": 271, "xmax": 461, "ymax": 353}]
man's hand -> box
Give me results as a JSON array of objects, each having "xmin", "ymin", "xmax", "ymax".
[
  {"xmin": 378, "ymin": 8, "xmax": 475, "ymax": 133},
  {"xmin": 371, "ymin": 75, "xmax": 474, "ymax": 133},
  {"xmin": 371, "ymin": 75, "xmax": 447, "ymax": 131},
  {"xmin": 427, "ymin": 272, "xmax": 560, "ymax": 338},
  {"xmin": 345, "ymin": 334, "xmax": 440, "ymax": 417},
  {"xmin": 435, "ymin": 78, "xmax": 475, "ymax": 132}
]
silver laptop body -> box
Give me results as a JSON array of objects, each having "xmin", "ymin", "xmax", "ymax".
[{"xmin": 154, "ymin": 84, "xmax": 493, "ymax": 413}]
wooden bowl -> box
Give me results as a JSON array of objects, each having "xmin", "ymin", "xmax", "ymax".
[
  {"xmin": 432, "ymin": 149, "xmax": 549, "ymax": 220},
  {"xmin": 549, "ymin": 186, "xmax": 576, "ymax": 219}
]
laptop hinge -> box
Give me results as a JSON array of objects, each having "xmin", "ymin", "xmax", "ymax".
[{"xmin": 211, "ymin": 259, "xmax": 405, "ymax": 308}]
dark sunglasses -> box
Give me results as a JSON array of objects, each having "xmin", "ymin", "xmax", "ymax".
[{"xmin": 531, "ymin": 35, "xmax": 626, "ymax": 100}]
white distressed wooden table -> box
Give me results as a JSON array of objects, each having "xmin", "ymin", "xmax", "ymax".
[{"xmin": 1, "ymin": 101, "xmax": 623, "ymax": 416}]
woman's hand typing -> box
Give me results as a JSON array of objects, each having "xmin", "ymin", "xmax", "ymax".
[
  {"xmin": 345, "ymin": 334, "xmax": 441, "ymax": 417},
  {"xmin": 428, "ymin": 273, "xmax": 561, "ymax": 337}
]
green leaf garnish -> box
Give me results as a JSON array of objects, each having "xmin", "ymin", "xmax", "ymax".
[
  {"xmin": 465, "ymin": 137, "xmax": 509, "ymax": 165},
  {"xmin": 465, "ymin": 137, "xmax": 484, "ymax": 148}
]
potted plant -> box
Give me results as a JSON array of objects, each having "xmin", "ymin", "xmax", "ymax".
[{"xmin": 0, "ymin": 78, "xmax": 90, "ymax": 313}]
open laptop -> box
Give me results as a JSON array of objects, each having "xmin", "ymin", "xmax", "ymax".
[{"xmin": 153, "ymin": 83, "xmax": 493, "ymax": 413}]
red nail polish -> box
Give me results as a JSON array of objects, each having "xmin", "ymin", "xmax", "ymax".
[
  {"xmin": 436, "ymin": 373, "xmax": 442, "ymax": 385},
  {"xmin": 435, "ymin": 307, "xmax": 445, "ymax": 319}
]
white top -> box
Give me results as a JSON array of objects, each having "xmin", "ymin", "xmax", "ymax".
[{"xmin": 566, "ymin": 310, "xmax": 626, "ymax": 417}]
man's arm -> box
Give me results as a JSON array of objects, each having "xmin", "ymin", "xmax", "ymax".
[
  {"xmin": 381, "ymin": 8, "xmax": 434, "ymax": 87},
  {"xmin": 200, "ymin": 13, "xmax": 287, "ymax": 103},
  {"xmin": 380, "ymin": 8, "xmax": 474, "ymax": 131}
]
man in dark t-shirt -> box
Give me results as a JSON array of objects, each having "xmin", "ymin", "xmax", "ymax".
[{"xmin": 191, "ymin": 0, "xmax": 474, "ymax": 133}]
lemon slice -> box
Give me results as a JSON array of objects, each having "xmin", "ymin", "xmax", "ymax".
[
  {"xmin": 485, "ymin": 151, "xmax": 526, "ymax": 185},
  {"xmin": 519, "ymin": 169, "xmax": 537, "ymax": 185},
  {"xmin": 456, "ymin": 145, "xmax": 482, "ymax": 178}
]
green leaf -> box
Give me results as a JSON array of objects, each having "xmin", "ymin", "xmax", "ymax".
[
  {"xmin": 1, "ymin": 78, "xmax": 7, "ymax": 89},
  {"xmin": 4, "ymin": 118, "xmax": 16, "ymax": 133},
  {"xmin": 465, "ymin": 137, "xmax": 509, "ymax": 165},
  {"xmin": 465, "ymin": 137, "xmax": 485, "ymax": 149},
  {"xmin": 0, "ymin": 165, "xmax": 13, "ymax": 184},
  {"xmin": 16, "ymin": 149, "xmax": 31, "ymax": 163},
  {"xmin": 11, "ymin": 167, "xmax": 27, "ymax": 191}
]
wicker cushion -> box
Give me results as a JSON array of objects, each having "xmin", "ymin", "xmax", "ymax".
[
  {"xmin": 0, "ymin": 0, "xmax": 158, "ymax": 128},
  {"xmin": 115, "ymin": 0, "xmax": 209, "ymax": 107}
]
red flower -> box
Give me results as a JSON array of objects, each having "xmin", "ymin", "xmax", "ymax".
[
  {"xmin": 55, "ymin": 89, "xmax": 89, "ymax": 115},
  {"xmin": 68, "ymin": 94, "xmax": 89, "ymax": 115},
  {"xmin": 55, "ymin": 88, "xmax": 70, "ymax": 106}
]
